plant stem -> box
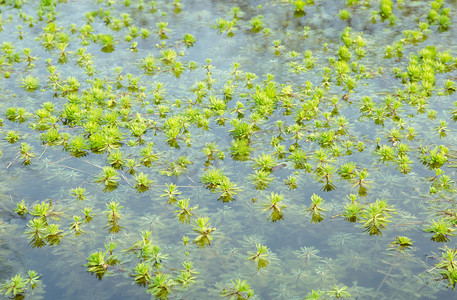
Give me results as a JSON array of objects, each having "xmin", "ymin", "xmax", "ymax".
[{"xmin": 376, "ymin": 251, "xmax": 400, "ymax": 295}]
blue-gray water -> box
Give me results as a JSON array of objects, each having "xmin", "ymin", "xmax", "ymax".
[{"xmin": 1, "ymin": 0, "xmax": 457, "ymax": 299}]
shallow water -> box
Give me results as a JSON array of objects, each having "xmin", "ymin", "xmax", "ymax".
[{"xmin": 1, "ymin": 0, "xmax": 457, "ymax": 299}]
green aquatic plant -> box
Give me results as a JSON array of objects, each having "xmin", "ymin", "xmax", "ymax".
[
  {"xmin": 249, "ymin": 15, "xmax": 264, "ymax": 33},
  {"xmin": 216, "ymin": 177, "xmax": 241, "ymax": 202},
  {"xmin": 304, "ymin": 289, "xmax": 325, "ymax": 299},
  {"xmin": 21, "ymin": 75, "xmax": 40, "ymax": 91},
  {"xmin": 435, "ymin": 120, "xmax": 449, "ymax": 138},
  {"xmin": 229, "ymin": 119, "xmax": 253, "ymax": 140},
  {"xmin": 175, "ymin": 261, "xmax": 198, "ymax": 287},
  {"xmin": 193, "ymin": 217, "xmax": 216, "ymax": 248},
  {"xmin": 19, "ymin": 142, "xmax": 35, "ymax": 165},
  {"xmin": 107, "ymin": 150, "xmax": 125, "ymax": 169},
  {"xmin": 214, "ymin": 18, "xmax": 238, "ymax": 37},
  {"xmin": 104, "ymin": 201, "xmax": 123, "ymax": 233},
  {"xmin": 247, "ymin": 244, "xmax": 271, "ymax": 270},
  {"xmin": 14, "ymin": 200, "xmax": 28, "ymax": 217},
  {"xmin": 294, "ymin": 0, "xmax": 314, "ymax": 16},
  {"xmin": 41, "ymin": 128, "xmax": 61, "ymax": 145},
  {"xmin": 5, "ymin": 130, "xmax": 21, "ymax": 143},
  {"xmin": 377, "ymin": 145, "xmax": 396, "ymax": 163},
  {"xmin": 82, "ymin": 207, "xmax": 95, "ymax": 223},
  {"xmin": 147, "ymin": 273, "xmax": 176, "ymax": 299},
  {"xmin": 351, "ymin": 169, "xmax": 372, "ymax": 196},
  {"xmin": 44, "ymin": 223, "xmax": 64, "ymax": 246},
  {"xmin": 85, "ymin": 250, "xmax": 118, "ymax": 280},
  {"xmin": 95, "ymin": 166, "xmax": 119, "ymax": 191},
  {"xmin": 229, "ymin": 139, "xmax": 251, "ymax": 161},
  {"xmin": 338, "ymin": 9, "xmax": 351, "ymax": 21},
  {"xmin": 182, "ymin": 33, "xmax": 196, "ymax": 48},
  {"xmin": 70, "ymin": 187, "xmax": 86, "ymax": 201},
  {"xmin": 69, "ymin": 215, "xmax": 86, "ymax": 236},
  {"xmin": 125, "ymin": 231, "xmax": 168, "ymax": 265},
  {"xmin": 132, "ymin": 262, "xmax": 152, "ymax": 287},
  {"xmin": 174, "ymin": 198, "xmax": 197, "ymax": 224},
  {"xmin": 25, "ymin": 218, "xmax": 47, "ymax": 248},
  {"xmin": 424, "ymin": 218, "xmax": 455, "ymax": 242},
  {"xmin": 22, "ymin": 48, "xmax": 37, "ymax": 67},
  {"xmin": 201, "ymin": 168, "xmax": 225, "ymax": 190},
  {"xmin": 97, "ymin": 33, "xmax": 116, "ymax": 52},
  {"xmin": 56, "ymin": 42, "xmax": 69, "ymax": 63},
  {"xmin": 435, "ymin": 247, "xmax": 457, "ymax": 289},
  {"xmin": 338, "ymin": 162, "xmax": 356, "ymax": 180},
  {"xmin": 342, "ymin": 194, "xmax": 362, "ymax": 222},
  {"xmin": 420, "ymin": 145, "xmax": 448, "ymax": 169},
  {"xmin": 203, "ymin": 142, "xmax": 225, "ymax": 166},
  {"xmin": 221, "ymin": 279, "xmax": 254, "ymax": 300},
  {"xmin": 159, "ymin": 156, "xmax": 192, "ymax": 177},
  {"xmin": 326, "ymin": 284, "xmax": 351, "ymax": 298},
  {"xmin": 284, "ymin": 175, "xmax": 298, "ymax": 190},
  {"xmin": 160, "ymin": 183, "xmax": 181, "ymax": 204},
  {"xmin": 248, "ymin": 169, "xmax": 274, "ymax": 190},
  {"xmin": 2, "ymin": 0, "xmax": 457, "ymax": 299},
  {"xmin": 66, "ymin": 135, "xmax": 89, "ymax": 157},
  {"xmin": 156, "ymin": 22, "xmax": 170, "ymax": 39},
  {"xmin": 379, "ymin": 0, "xmax": 394, "ymax": 20},
  {"xmin": 261, "ymin": 192, "xmax": 286, "ymax": 222},
  {"xmin": 360, "ymin": 199, "xmax": 396, "ymax": 236},
  {"xmin": 391, "ymin": 236, "xmax": 413, "ymax": 252},
  {"xmin": 0, "ymin": 271, "xmax": 41, "ymax": 299},
  {"xmin": 134, "ymin": 172, "xmax": 153, "ymax": 193},
  {"xmin": 140, "ymin": 54, "xmax": 158, "ymax": 75},
  {"xmin": 308, "ymin": 194, "xmax": 327, "ymax": 223},
  {"xmin": 5, "ymin": 107, "xmax": 30, "ymax": 123},
  {"xmin": 29, "ymin": 201, "xmax": 59, "ymax": 223},
  {"xmin": 315, "ymin": 163, "xmax": 337, "ymax": 192},
  {"xmin": 253, "ymin": 153, "xmax": 277, "ymax": 173}
]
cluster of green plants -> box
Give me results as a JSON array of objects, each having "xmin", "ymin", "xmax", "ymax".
[
  {"xmin": 1, "ymin": 0, "xmax": 457, "ymax": 299},
  {"xmin": 0, "ymin": 271, "xmax": 42, "ymax": 299}
]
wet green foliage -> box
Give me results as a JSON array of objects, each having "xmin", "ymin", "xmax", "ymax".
[
  {"xmin": 1, "ymin": 0, "xmax": 457, "ymax": 299},
  {"xmin": 0, "ymin": 271, "xmax": 42, "ymax": 299}
]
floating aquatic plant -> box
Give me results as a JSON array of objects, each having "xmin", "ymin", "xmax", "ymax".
[
  {"xmin": 221, "ymin": 279, "xmax": 254, "ymax": 300},
  {"xmin": 0, "ymin": 271, "xmax": 42, "ymax": 299},
  {"xmin": 193, "ymin": 217, "xmax": 216, "ymax": 248},
  {"xmin": 1, "ymin": 0, "xmax": 457, "ymax": 299}
]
